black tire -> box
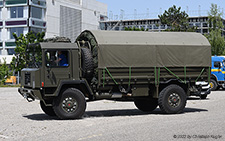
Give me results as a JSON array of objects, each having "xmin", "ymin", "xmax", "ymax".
[
  {"xmin": 40, "ymin": 101, "xmax": 56, "ymax": 116},
  {"xmin": 134, "ymin": 98, "xmax": 158, "ymax": 112},
  {"xmin": 81, "ymin": 48, "xmax": 94, "ymax": 80},
  {"xmin": 210, "ymin": 79, "xmax": 218, "ymax": 91},
  {"xmin": 53, "ymin": 88, "xmax": 86, "ymax": 119},
  {"xmin": 158, "ymin": 84, "xmax": 187, "ymax": 114},
  {"xmin": 200, "ymin": 95, "xmax": 207, "ymax": 99}
]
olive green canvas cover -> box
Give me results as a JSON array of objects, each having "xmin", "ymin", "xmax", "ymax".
[{"xmin": 77, "ymin": 30, "xmax": 211, "ymax": 68}]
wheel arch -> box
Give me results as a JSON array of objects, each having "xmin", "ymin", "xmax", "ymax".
[
  {"xmin": 56, "ymin": 80, "xmax": 93, "ymax": 99},
  {"xmin": 159, "ymin": 79, "xmax": 188, "ymax": 95},
  {"xmin": 211, "ymin": 74, "xmax": 218, "ymax": 82}
]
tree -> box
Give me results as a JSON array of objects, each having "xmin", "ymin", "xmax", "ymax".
[
  {"xmin": 0, "ymin": 58, "xmax": 12, "ymax": 84},
  {"xmin": 205, "ymin": 4, "xmax": 225, "ymax": 55},
  {"xmin": 124, "ymin": 26, "xmax": 148, "ymax": 31},
  {"xmin": 10, "ymin": 32, "xmax": 45, "ymax": 73},
  {"xmin": 158, "ymin": 5, "xmax": 196, "ymax": 31}
]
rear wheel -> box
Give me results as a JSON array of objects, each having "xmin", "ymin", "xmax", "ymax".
[
  {"xmin": 53, "ymin": 88, "xmax": 86, "ymax": 119},
  {"xmin": 210, "ymin": 79, "xmax": 218, "ymax": 91},
  {"xmin": 134, "ymin": 98, "xmax": 158, "ymax": 112},
  {"xmin": 40, "ymin": 101, "xmax": 56, "ymax": 116},
  {"xmin": 158, "ymin": 84, "xmax": 187, "ymax": 114}
]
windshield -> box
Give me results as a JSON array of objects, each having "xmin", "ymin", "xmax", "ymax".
[{"xmin": 26, "ymin": 43, "xmax": 42, "ymax": 68}]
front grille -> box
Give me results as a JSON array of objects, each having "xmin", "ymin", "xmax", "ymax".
[{"xmin": 25, "ymin": 72, "xmax": 31, "ymax": 85}]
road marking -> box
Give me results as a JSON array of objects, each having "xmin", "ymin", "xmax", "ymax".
[{"xmin": 78, "ymin": 134, "xmax": 102, "ymax": 140}]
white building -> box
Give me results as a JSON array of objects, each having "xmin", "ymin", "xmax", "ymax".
[
  {"xmin": 0, "ymin": 0, "xmax": 107, "ymax": 63},
  {"xmin": 46, "ymin": 0, "xmax": 107, "ymax": 42}
]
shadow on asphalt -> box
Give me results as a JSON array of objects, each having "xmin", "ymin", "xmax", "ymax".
[
  {"xmin": 23, "ymin": 107, "xmax": 208, "ymax": 121},
  {"xmin": 187, "ymin": 97, "xmax": 210, "ymax": 100},
  {"xmin": 23, "ymin": 114, "xmax": 59, "ymax": 121}
]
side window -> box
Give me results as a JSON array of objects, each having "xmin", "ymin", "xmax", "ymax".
[
  {"xmin": 214, "ymin": 61, "xmax": 221, "ymax": 68},
  {"xmin": 46, "ymin": 50, "xmax": 69, "ymax": 67}
]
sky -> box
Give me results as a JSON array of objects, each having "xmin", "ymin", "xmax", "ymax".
[{"xmin": 97, "ymin": 0, "xmax": 225, "ymax": 20}]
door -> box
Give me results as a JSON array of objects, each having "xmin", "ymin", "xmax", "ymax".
[
  {"xmin": 44, "ymin": 50, "xmax": 71, "ymax": 87},
  {"xmin": 212, "ymin": 61, "xmax": 224, "ymax": 81}
]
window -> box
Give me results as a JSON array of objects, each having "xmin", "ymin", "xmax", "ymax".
[
  {"xmin": 148, "ymin": 25, "xmax": 152, "ymax": 29},
  {"xmin": 189, "ymin": 23, "xmax": 194, "ymax": 28},
  {"xmin": 46, "ymin": 50, "xmax": 69, "ymax": 67},
  {"xmin": 31, "ymin": 6, "xmax": 42, "ymax": 19},
  {"xmin": 203, "ymin": 22, "xmax": 208, "ymax": 27},
  {"xmin": 196, "ymin": 29, "xmax": 201, "ymax": 33},
  {"xmin": 10, "ymin": 27, "xmax": 24, "ymax": 39},
  {"xmin": 0, "ymin": 8, "xmax": 2, "ymax": 19},
  {"xmin": 203, "ymin": 29, "xmax": 208, "ymax": 34},
  {"xmin": 214, "ymin": 61, "xmax": 221, "ymax": 68},
  {"xmin": 160, "ymin": 25, "xmax": 165, "ymax": 29},
  {"xmin": 30, "ymin": 27, "xmax": 44, "ymax": 34},
  {"xmin": 7, "ymin": 48, "xmax": 15, "ymax": 55},
  {"xmin": 10, "ymin": 7, "xmax": 23, "ymax": 18},
  {"xmin": 31, "ymin": 0, "xmax": 46, "ymax": 7},
  {"xmin": 153, "ymin": 24, "xmax": 158, "ymax": 29},
  {"xmin": 195, "ymin": 22, "xmax": 201, "ymax": 27}
]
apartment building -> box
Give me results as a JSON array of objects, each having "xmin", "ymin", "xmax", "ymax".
[
  {"xmin": 100, "ymin": 16, "xmax": 225, "ymax": 36},
  {"xmin": 0, "ymin": 0, "xmax": 107, "ymax": 63}
]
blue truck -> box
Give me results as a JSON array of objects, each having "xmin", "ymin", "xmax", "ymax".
[{"xmin": 210, "ymin": 56, "xmax": 225, "ymax": 91}]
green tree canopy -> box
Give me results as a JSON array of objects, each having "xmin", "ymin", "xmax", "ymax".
[
  {"xmin": 205, "ymin": 4, "xmax": 225, "ymax": 55},
  {"xmin": 158, "ymin": 5, "xmax": 195, "ymax": 31},
  {"xmin": 0, "ymin": 58, "xmax": 12, "ymax": 84},
  {"xmin": 10, "ymin": 32, "xmax": 45, "ymax": 73}
]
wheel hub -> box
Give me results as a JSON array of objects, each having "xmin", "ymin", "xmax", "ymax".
[
  {"xmin": 209, "ymin": 82, "xmax": 213, "ymax": 88},
  {"xmin": 62, "ymin": 97, "xmax": 77, "ymax": 113},
  {"xmin": 168, "ymin": 93, "xmax": 180, "ymax": 107}
]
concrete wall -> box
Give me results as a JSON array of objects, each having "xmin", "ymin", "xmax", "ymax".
[{"xmin": 45, "ymin": 0, "xmax": 107, "ymax": 41}]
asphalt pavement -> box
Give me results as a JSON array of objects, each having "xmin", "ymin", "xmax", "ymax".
[{"xmin": 0, "ymin": 87, "xmax": 224, "ymax": 141}]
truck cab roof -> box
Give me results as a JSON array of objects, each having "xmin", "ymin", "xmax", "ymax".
[
  {"xmin": 212, "ymin": 56, "xmax": 225, "ymax": 62},
  {"xmin": 39, "ymin": 42, "xmax": 78, "ymax": 49}
]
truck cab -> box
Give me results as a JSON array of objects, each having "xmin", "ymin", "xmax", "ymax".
[{"xmin": 210, "ymin": 56, "xmax": 225, "ymax": 90}]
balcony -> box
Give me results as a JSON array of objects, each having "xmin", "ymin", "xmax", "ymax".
[
  {"xmin": 5, "ymin": 19, "xmax": 28, "ymax": 27},
  {"xmin": 5, "ymin": 0, "xmax": 27, "ymax": 7},
  {"xmin": 29, "ymin": 0, "xmax": 46, "ymax": 9},
  {"xmin": 29, "ymin": 18, "xmax": 46, "ymax": 29}
]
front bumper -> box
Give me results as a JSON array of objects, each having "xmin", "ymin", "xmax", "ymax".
[
  {"xmin": 18, "ymin": 87, "xmax": 42, "ymax": 102},
  {"xmin": 191, "ymin": 87, "xmax": 211, "ymax": 96}
]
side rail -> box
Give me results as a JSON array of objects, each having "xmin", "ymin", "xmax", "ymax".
[{"xmin": 98, "ymin": 67, "xmax": 211, "ymax": 87}]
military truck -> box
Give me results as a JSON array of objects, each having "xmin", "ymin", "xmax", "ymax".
[{"xmin": 18, "ymin": 30, "xmax": 211, "ymax": 119}]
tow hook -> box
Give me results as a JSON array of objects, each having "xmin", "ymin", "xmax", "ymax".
[{"xmin": 23, "ymin": 93, "xmax": 35, "ymax": 102}]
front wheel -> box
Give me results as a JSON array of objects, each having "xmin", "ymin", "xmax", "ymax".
[
  {"xmin": 53, "ymin": 88, "xmax": 86, "ymax": 119},
  {"xmin": 158, "ymin": 84, "xmax": 187, "ymax": 114},
  {"xmin": 134, "ymin": 98, "xmax": 158, "ymax": 112},
  {"xmin": 210, "ymin": 79, "xmax": 218, "ymax": 91}
]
